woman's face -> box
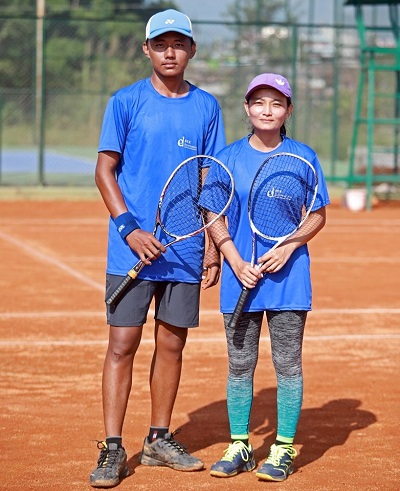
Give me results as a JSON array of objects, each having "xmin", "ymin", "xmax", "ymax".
[{"xmin": 244, "ymin": 87, "xmax": 292, "ymax": 134}]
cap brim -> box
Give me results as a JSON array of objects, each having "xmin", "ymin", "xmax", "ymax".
[
  {"xmin": 245, "ymin": 84, "xmax": 291, "ymax": 100},
  {"xmin": 147, "ymin": 27, "xmax": 193, "ymax": 40}
]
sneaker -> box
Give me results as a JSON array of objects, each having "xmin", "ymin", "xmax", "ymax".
[
  {"xmin": 89, "ymin": 441, "xmax": 129, "ymax": 488},
  {"xmin": 256, "ymin": 444, "xmax": 297, "ymax": 482},
  {"xmin": 210, "ymin": 441, "xmax": 256, "ymax": 478},
  {"xmin": 138, "ymin": 429, "xmax": 204, "ymax": 471}
]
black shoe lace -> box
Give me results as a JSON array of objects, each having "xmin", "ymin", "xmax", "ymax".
[
  {"xmin": 164, "ymin": 429, "xmax": 189, "ymax": 455},
  {"xmin": 95, "ymin": 440, "xmax": 119, "ymax": 469}
]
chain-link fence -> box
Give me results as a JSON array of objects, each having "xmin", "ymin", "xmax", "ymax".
[{"xmin": 0, "ymin": 13, "xmax": 398, "ymax": 187}]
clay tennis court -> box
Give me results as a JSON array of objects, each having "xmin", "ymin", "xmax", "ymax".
[{"xmin": 1, "ymin": 195, "xmax": 399, "ymax": 491}]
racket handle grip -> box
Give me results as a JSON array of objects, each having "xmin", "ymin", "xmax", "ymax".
[
  {"xmin": 105, "ymin": 262, "xmax": 143, "ymax": 307},
  {"xmin": 228, "ymin": 287, "xmax": 250, "ymax": 328}
]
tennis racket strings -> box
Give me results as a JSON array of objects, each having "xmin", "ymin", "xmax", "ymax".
[
  {"xmin": 106, "ymin": 155, "xmax": 234, "ymax": 308},
  {"xmin": 228, "ymin": 152, "xmax": 318, "ymax": 329},
  {"xmin": 159, "ymin": 155, "xmax": 231, "ymax": 239},
  {"xmin": 250, "ymin": 153, "xmax": 318, "ymax": 242}
]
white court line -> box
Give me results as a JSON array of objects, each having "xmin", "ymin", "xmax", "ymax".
[
  {"xmin": 1, "ymin": 230, "xmax": 399, "ymax": 328},
  {"xmin": 0, "ymin": 230, "xmax": 104, "ymax": 291},
  {"xmin": 0, "ymin": 333, "xmax": 399, "ymax": 348},
  {"xmin": 1, "ymin": 308, "xmax": 400, "ymax": 319},
  {"xmin": 327, "ymin": 221, "xmax": 400, "ymax": 226},
  {"xmin": 1, "ymin": 217, "xmax": 400, "ymax": 226},
  {"xmin": 312, "ymin": 257, "xmax": 400, "ymax": 263},
  {"xmin": 0, "ymin": 218, "xmax": 105, "ymax": 225},
  {"xmin": 1, "ymin": 229, "xmax": 399, "ymax": 302}
]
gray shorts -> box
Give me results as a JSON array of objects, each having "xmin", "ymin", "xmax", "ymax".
[{"xmin": 105, "ymin": 274, "xmax": 201, "ymax": 328}]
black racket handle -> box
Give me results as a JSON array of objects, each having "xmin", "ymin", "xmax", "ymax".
[
  {"xmin": 106, "ymin": 261, "xmax": 144, "ymax": 307},
  {"xmin": 228, "ymin": 287, "xmax": 250, "ymax": 328}
]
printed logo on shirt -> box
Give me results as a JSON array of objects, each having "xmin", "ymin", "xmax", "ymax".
[
  {"xmin": 177, "ymin": 135, "xmax": 197, "ymax": 151},
  {"xmin": 267, "ymin": 187, "xmax": 291, "ymax": 200}
]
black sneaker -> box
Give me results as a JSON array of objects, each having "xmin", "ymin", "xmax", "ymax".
[
  {"xmin": 139, "ymin": 429, "xmax": 204, "ymax": 471},
  {"xmin": 89, "ymin": 441, "xmax": 129, "ymax": 488}
]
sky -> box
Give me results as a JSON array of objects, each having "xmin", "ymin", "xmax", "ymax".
[
  {"xmin": 160, "ymin": 0, "xmax": 353, "ymax": 43},
  {"xmin": 170, "ymin": 0, "xmax": 391, "ymax": 26},
  {"xmin": 172, "ymin": 0, "xmax": 346, "ymax": 24},
  {"xmin": 161, "ymin": 0, "xmax": 395, "ymax": 45},
  {"xmin": 172, "ymin": 0, "xmax": 229, "ymax": 21}
]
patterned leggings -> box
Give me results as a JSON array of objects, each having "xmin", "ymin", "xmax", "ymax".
[{"xmin": 223, "ymin": 310, "xmax": 307, "ymax": 440}]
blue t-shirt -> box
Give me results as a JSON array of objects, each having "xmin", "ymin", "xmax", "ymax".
[
  {"xmin": 98, "ymin": 78, "xmax": 226, "ymax": 281},
  {"xmin": 206, "ymin": 135, "xmax": 330, "ymax": 313}
]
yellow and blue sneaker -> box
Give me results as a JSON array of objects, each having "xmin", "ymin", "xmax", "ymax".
[
  {"xmin": 210, "ymin": 441, "xmax": 255, "ymax": 478},
  {"xmin": 256, "ymin": 443, "xmax": 297, "ymax": 481}
]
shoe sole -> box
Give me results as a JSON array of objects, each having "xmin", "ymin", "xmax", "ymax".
[
  {"xmin": 90, "ymin": 466, "xmax": 130, "ymax": 488},
  {"xmin": 256, "ymin": 466, "xmax": 294, "ymax": 482},
  {"xmin": 139, "ymin": 453, "xmax": 204, "ymax": 472},
  {"xmin": 210, "ymin": 469, "xmax": 240, "ymax": 478},
  {"xmin": 210, "ymin": 460, "xmax": 256, "ymax": 478}
]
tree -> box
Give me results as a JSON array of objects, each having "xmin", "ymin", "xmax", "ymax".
[
  {"xmin": 0, "ymin": 0, "xmax": 178, "ymax": 145},
  {"xmin": 225, "ymin": 0, "xmax": 299, "ymax": 67}
]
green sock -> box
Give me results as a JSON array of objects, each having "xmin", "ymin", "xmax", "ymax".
[
  {"xmin": 275, "ymin": 435, "xmax": 294, "ymax": 446},
  {"xmin": 231, "ymin": 434, "xmax": 250, "ymax": 447}
]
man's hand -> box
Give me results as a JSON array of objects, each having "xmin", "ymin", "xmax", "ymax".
[{"xmin": 126, "ymin": 229, "xmax": 166, "ymax": 266}]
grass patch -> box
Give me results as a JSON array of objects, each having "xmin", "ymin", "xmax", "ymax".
[{"xmin": 0, "ymin": 185, "xmax": 101, "ymax": 201}]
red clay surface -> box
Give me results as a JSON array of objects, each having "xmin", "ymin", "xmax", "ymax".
[{"xmin": 0, "ymin": 198, "xmax": 399, "ymax": 490}]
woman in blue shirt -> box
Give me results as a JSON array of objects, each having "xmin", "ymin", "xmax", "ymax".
[{"xmin": 206, "ymin": 73, "xmax": 330, "ymax": 482}]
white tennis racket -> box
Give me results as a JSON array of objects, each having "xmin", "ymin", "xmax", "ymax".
[
  {"xmin": 106, "ymin": 155, "xmax": 235, "ymax": 307},
  {"xmin": 228, "ymin": 152, "xmax": 318, "ymax": 328}
]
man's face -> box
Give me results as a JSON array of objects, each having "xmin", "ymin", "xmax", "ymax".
[{"xmin": 143, "ymin": 32, "xmax": 196, "ymax": 77}]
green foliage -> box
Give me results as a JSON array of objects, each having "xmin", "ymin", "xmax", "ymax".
[
  {"xmin": 1, "ymin": 2, "xmax": 392, "ymax": 186},
  {"xmin": 224, "ymin": 0, "xmax": 299, "ymax": 66},
  {"xmin": 225, "ymin": 0, "xmax": 298, "ymax": 24},
  {"xmin": 0, "ymin": 0, "xmax": 36, "ymax": 16},
  {"xmin": 0, "ymin": 19, "xmax": 35, "ymax": 88}
]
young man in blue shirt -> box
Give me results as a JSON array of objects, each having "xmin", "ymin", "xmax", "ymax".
[{"xmin": 89, "ymin": 9, "xmax": 226, "ymax": 488}]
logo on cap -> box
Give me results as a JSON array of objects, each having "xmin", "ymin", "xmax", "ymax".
[{"xmin": 145, "ymin": 9, "xmax": 194, "ymax": 40}]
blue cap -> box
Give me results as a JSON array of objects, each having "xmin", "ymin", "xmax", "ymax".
[{"xmin": 145, "ymin": 9, "xmax": 194, "ymax": 40}]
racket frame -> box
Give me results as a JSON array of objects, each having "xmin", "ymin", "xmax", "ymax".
[
  {"xmin": 228, "ymin": 152, "xmax": 318, "ymax": 328},
  {"xmin": 106, "ymin": 155, "xmax": 234, "ymax": 307}
]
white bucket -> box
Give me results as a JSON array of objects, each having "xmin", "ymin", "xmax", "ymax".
[{"xmin": 343, "ymin": 189, "xmax": 367, "ymax": 212}]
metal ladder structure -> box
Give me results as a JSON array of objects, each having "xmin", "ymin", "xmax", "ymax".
[{"xmin": 346, "ymin": 0, "xmax": 400, "ymax": 209}]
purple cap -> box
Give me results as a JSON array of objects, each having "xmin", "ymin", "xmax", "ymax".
[
  {"xmin": 245, "ymin": 73, "xmax": 292, "ymax": 101},
  {"xmin": 145, "ymin": 9, "xmax": 194, "ymax": 40}
]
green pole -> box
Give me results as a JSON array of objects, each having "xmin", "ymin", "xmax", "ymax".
[
  {"xmin": 304, "ymin": 0, "xmax": 315, "ymax": 145},
  {"xmin": 390, "ymin": 4, "xmax": 400, "ymax": 175},
  {"xmin": 36, "ymin": 0, "xmax": 46, "ymax": 185},
  {"xmin": 0, "ymin": 94, "xmax": 2, "ymax": 184},
  {"xmin": 291, "ymin": 24, "xmax": 298, "ymax": 139},
  {"xmin": 366, "ymin": 56, "xmax": 375, "ymax": 210},
  {"xmin": 331, "ymin": 0, "xmax": 341, "ymax": 178},
  {"xmin": 348, "ymin": 4, "xmax": 365, "ymax": 188}
]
